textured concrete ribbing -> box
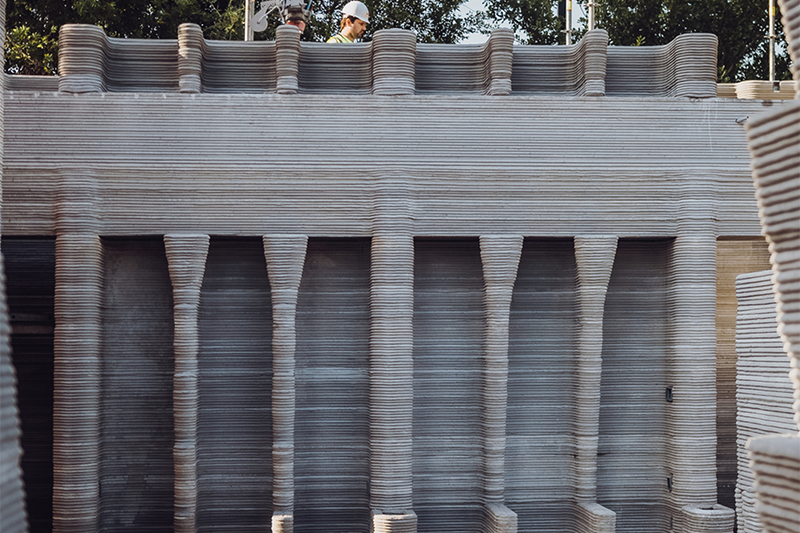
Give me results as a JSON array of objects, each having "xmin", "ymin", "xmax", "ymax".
[
  {"xmin": 263, "ymin": 234, "xmax": 308, "ymax": 531},
  {"xmin": 667, "ymin": 192, "xmax": 734, "ymax": 528},
  {"xmin": 164, "ymin": 234, "xmax": 209, "ymax": 533},
  {"xmin": 735, "ymin": 271, "xmax": 796, "ymax": 533},
  {"xmin": 573, "ymin": 236, "xmax": 617, "ymax": 512},
  {"xmin": 479, "ymin": 235, "xmax": 522, "ymax": 502},
  {"xmin": 55, "ymin": 24, "xmax": 720, "ymax": 98},
  {"xmin": 746, "ymin": 434, "xmax": 800, "ymax": 533},
  {"xmin": 53, "ymin": 172, "xmax": 102, "ymax": 532},
  {"xmin": 742, "ymin": 5, "xmax": 800, "ymax": 533},
  {"xmin": 606, "ymin": 33, "xmax": 718, "ymax": 97},
  {"xmin": 479, "ymin": 236, "xmax": 522, "ymax": 532},
  {"xmin": 370, "ymin": 179, "xmax": 414, "ymax": 523},
  {"xmin": 511, "ymin": 30, "xmax": 607, "ymax": 96},
  {"xmin": 717, "ymin": 80, "xmax": 798, "ymax": 99}
]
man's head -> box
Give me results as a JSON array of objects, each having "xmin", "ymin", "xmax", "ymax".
[
  {"xmin": 286, "ymin": 19, "xmax": 306, "ymax": 32},
  {"xmin": 340, "ymin": 1, "xmax": 369, "ymax": 40}
]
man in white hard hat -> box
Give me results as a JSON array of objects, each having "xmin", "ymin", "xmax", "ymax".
[{"xmin": 326, "ymin": 0, "xmax": 369, "ymax": 43}]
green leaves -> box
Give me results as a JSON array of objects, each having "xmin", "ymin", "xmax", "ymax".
[{"xmin": 5, "ymin": 25, "xmax": 59, "ymax": 75}]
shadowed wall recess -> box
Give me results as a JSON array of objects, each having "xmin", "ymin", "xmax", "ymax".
[
  {"xmin": 100, "ymin": 238, "xmax": 174, "ymax": 532},
  {"xmin": 197, "ymin": 238, "xmax": 273, "ymax": 530},
  {"xmin": 294, "ymin": 238, "xmax": 371, "ymax": 532}
]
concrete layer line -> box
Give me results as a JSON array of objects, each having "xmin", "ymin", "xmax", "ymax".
[
  {"xmin": 573, "ymin": 235, "xmax": 618, "ymax": 533},
  {"xmin": 53, "ymin": 172, "xmax": 102, "ymax": 532},
  {"xmin": 263, "ymin": 235, "xmax": 308, "ymax": 533},
  {"xmin": 478, "ymin": 235, "xmax": 523, "ymax": 532},
  {"xmin": 370, "ymin": 178, "xmax": 416, "ymax": 531},
  {"xmin": 164, "ymin": 234, "xmax": 210, "ymax": 533}
]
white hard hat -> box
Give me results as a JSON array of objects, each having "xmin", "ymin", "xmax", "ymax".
[{"xmin": 342, "ymin": 1, "xmax": 369, "ymax": 23}]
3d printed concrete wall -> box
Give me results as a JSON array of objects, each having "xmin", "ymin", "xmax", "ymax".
[
  {"xmin": 2, "ymin": 10, "xmax": 798, "ymax": 533},
  {"xmin": 742, "ymin": 1, "xmax": 800, "ymax": 533}
]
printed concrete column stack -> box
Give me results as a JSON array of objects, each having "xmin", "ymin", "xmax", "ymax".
[
  {"xmin": 178, "ymin": 23, "xmax": 203, "ymax": 94},
  {"xmin": 369, "ymin": 177, "xmax": 417, "ymax": 532},
  {"xmin": 478, "ymin": 235, "xmax": 522, "ymax": 533},
  {"xmin": 262, "ymin": 235, "xmax": 308, "ymax": 533},
  {"xmin": 573, "ymin": 236, "xmax": 618, "ymax": 533},
  {"xmin": 667, "ymin": 184, "xmax": 735, "ymax": 532},
  {"xmin": 164, "ymin": 234, "xmax": 210, "ymax": 533},
  {"xmin": 57, "ymin": 24, "xmax": 107, "ymax": 93},
  {"xmin": 673, "ymin": 34, "xmax": 719, "ymax": 98},
  {"xmin": 581, "ymin": 30, "xmax": 608, "ymax": 97},
  {"xmin": 53, "ymin": 172, "xmax": 103, "ymax": 532},
  {"xmin": 744, "ymin": 5, "xmax": 800, "ymax": 523},
  {"xmin": 486, "ymin": 28, "xmax": 514, "ymax": 96},
  {"xmin": 276, "ymin": 26, "xmax": 301, "ymax": 94},
  {"xmin": 372, "ymin": 29, "xmax": 416, "ymax": 96}
]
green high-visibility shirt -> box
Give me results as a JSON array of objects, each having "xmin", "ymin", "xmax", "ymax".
[{"xmin": 327, "ymin": 33, "xmax": 353, "ymax": 43}]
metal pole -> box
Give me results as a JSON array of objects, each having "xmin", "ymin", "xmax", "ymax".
[
  {"xmin": 245, "ymin": 0, "xmax": 254, "ymax": 41},
  {"xmin": 566, "ymin": 0, "xmax": 572, "ymax": 45},
  {"xmin": 587, "ymin": 0, "xmax": 596, "ymax": 31},
  {"xmin": 769, "ymin": 0, "xmax": 778, "ymax": 90}
]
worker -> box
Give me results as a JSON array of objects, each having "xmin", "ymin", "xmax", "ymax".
[
  {"xmin": 326, "ymin": 0, "xmax": 369, "ymax": 43},
  {"xmin": 285, "ymin": 17, "xmax": 306, "ymax": 33}
]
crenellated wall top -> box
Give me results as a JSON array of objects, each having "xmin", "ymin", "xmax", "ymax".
[{"xmin": 54, "ymin": 24, "xmax": 720, "ymax": 98}]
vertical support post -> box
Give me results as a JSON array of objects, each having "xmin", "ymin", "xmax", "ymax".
[
  {"xmin": 263, "ymin": 235, "xmax": 308, "ymax": 533},
  {"xmin": 372, "ymin": 29, "xmax": 416, "ymax": 96},
  {"xmin": 769, "ymin": 0, "xmax": 778, "ymax": 90},
  {"xmin": 53, "ymin": 172, "xmax": 102, "ymax": 532},
  {"xmin": 573, "ymin": 236, "xmax": 617, "ymax": 533},
  {"xmin": 164, "ymin": 234, "xmax": 210, "ymax": 533},
  {"xmin": 245, "ymin": 0, "xmax": 254, "ymax": 41},
  {"xmin": 276, "ymin": 26, "xmax": 301, "ymax": 95},
  {"xmin": 178, "ymin": 23, "xmax": 204, "ymax": 94},
  {"xmin": 370, "ymin": 177, "xmax": 417, "ymax": 532},
  {"xmin": 566, "ymin": 0, "xmax": 573, "ymax": 45},
  {"xmin": 573, "ymin": 235, "xmax": 617, "ymax": 502},
  {"xmin": 667, "ymin": 184, "xmax": 734, "ymax": 530},
  {"xmin": 479, "ymin": 235, "xmax": 523, "ymax": 532},
  {"xmin": 587, "ymin": 0, "xmax": 596, "ymax": 31}
]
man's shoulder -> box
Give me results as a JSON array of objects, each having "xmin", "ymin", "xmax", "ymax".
[{"xmin": 326, "ymin": 33, "xmax": 352, "ymax": 43}]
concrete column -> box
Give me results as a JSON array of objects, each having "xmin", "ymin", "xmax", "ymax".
[
  {"xmin": 276, "ymin": 26, "xmax": 301, "ymax": 95},
  {"xmin": 164, "ymin": 234, "xmax": 210, "ymax": 533},
  {"xmin": 573, "ymin": 235, "xmax": 617, "ymax": 533},
  {"xmin": 372, "ymin": 29, "xmax": 416, "ymax": 96},
  {"xmin": 486, "ymin": 28, "xmax": 514, "ymax": 96},
  {"xmin": 667, "ymin": 185, "xmax": 733, "ymax": 531},
  {"xmin": 53, "ymin": 172, "xmax": 102, "ymax": 532},
  {"xmin": 370, "ymin": 177, "xmax": 417, "ymax": 532},
  {"xmin": 478, "ymin": 235, "xmax": 522, "ymax": 532},
  {"xmin": 178, "ymin": 23, "xmax": 203, "ymax": 94},
  {"xmin": 57, "ymin": 24, "xmax": 107, "ymax": 93},
  {"xmin": 263, "ymin": 235, "xmax": 308, "ymax": 533}
]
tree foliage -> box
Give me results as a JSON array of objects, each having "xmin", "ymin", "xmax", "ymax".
[
  {"xmin": 483, "ymin": 0, "xmax": 561, "ymax": 44},
  {"xmin": 592, "ymin": 0, "xmax": 791, "ymax": 82}
]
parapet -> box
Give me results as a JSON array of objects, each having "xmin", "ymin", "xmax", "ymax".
[
  {"xmin": 57, "ymin": 23, "xmax": 720, "ymax": 98},
  {"xmin": 605, "ymin": 33, "xmax": 718, "ymax": 97}
]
